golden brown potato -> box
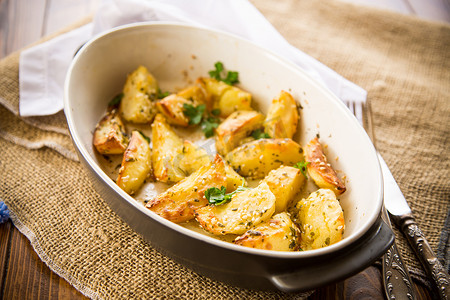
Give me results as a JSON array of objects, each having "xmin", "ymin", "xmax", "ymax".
[
  {"xmin": 224, "ymin": 161, "xmax": 246, "ymax": 192},
  {"xmin": 264, "ymin": 90, "xmax": 299, "ymax": 139},
  {"xmin": 296, "ymin": 188, "xmax": 345, "ymax": 250},
  {"xmin": 156, "ymin": 85, "xmax": 210, "ymax": 126},
  {"xmin": 225, "ymin": 138, "xmax": 304, "ymax": 179},
  {"xmin": 194, "ymin": 182, "xmax": 276, "ymax": 235},
  {"xmin": 197, "ymin": 77, "xmax": 252, "ymax": 117},
  {"xmin": 119, "ymin": 65, "xmax": 159, "ymax": 123},
  {"xmin": 304, "ymin": 137, "xmax": 346, "ymax": 195},
  {"xmin": 175, "ymin": 140, "xmax": 211, "ymax": 176},
  {"xmin": 262, "ymin": 166, "xmax": 305, "ymax": 213},
  {"xmin": 146, "ymin": 155, "xmax": 227, "ymax": 223},
  {"xmin": 116, "ymin": 131, "xmax": 152, "ymax": 195},
  {"xmin": 234, "ymin": 212, "xmax": 301, "ymax": 251},
  {"xmin": 93, "ymin": 109, "xmax": 128, "ymax": 155},
  {"xmin": 151, "ymin": 114, "xmax": 184, "ymax": 183},
  {"xmin": 215, "ymin": 110, "xmax": 265, "ymax": 155}
]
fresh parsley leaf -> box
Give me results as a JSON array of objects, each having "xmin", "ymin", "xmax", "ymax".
[
  {"xmin": 205, "ymin": 184, "xmax": 250, "ymax": 206},
  {"xmin": 183, "ymin": 103, "xmax": 205, "ymax": 125},
  {"xmin": 201, "ymin": 116, "xmax": 220, "ymax": 138},
  {"xmin": 223, "ymin": 71, "xmax": 239, "ymax": 85},
  {"xmin": 294, "ymin": 161, "xmax": 310, "ymax": 178},
  {"xmin": 208, "ymin": 61, "xmax": 239, "ymax": 85},
  {"xmin": 211, "ymin": 108, "xmax": 221, "ymax": 116},
  {"xmin": 205, "ymin": 186, "xmax": 227, "ymax": 205},
  {"xmin": 251, "ymin": 129, "xmax": 271, "ymax": 140},
  {"xmin": 157, "ymin": 89, "xmax": 170, "ymax": 99},
  {"xmin": 108, "ymin": 93, "xmax": 123, "ymax": 107}
]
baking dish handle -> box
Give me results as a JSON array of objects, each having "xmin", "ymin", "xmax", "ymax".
[{"xmin": 268, "ymin": 220, "xmax": 394, "ymax": 293}]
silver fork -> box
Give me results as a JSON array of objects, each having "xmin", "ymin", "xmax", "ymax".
[{"xmin": 343, "ymin": 99, "xmax": 417, "ymax": 300}]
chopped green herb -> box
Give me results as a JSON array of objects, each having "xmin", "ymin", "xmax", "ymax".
[
  {"xmin": 211, "ymin": 108, "xmax": 221, "ymax": 116},
  {"xmin": 137, "ymin": 131, "xmax": 151, "ymax": 144},
  {"xmin": 208, "ymin": 61, "xmax": 239, "ymax": 85},
  {"xmin": 205, "ymin": 183, "xmax": 250, "ymax": 206},
  {"xmin": 251, "ymin": 129, "xmax": 271, "ymax": 140},
  {"xmin": 157, "ymin": 89, "xmax": 170, "ymax": 99},
  {"xmin": 201, "ymin": 115, "xmax": 220, "ymax": 138},
  {"xmin": 294, "ymin": 161, "xmax": 310, "ymax": 178},
  {"xmin": 183, "ymin": 103, "xmax": 205, "ymax": 125},
  {"xmin": 108, "ymin": 93, "xmax": 123, "ymax": 107}
]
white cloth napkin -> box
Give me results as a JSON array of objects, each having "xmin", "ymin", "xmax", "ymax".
[{"xmin": 19, "ymin": 0, "xmax": 367, "ymax": 117}]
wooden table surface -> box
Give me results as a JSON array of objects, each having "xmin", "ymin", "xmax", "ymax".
[{"xmin": 1, "ymin": 0, "xmax": 447, "ymax": 299}]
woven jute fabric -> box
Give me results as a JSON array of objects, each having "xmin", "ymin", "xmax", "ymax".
[{"xmin": 0, "ymin": 0, "xmax": 449, "ymax": 299}]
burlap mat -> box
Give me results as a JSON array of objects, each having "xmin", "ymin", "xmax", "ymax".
[{"xmin": 0, "ymin": 0, "xmax": 449, "ymax": 298}]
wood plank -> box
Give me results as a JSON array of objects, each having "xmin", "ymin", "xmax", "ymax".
[
  {"xmin": 338, "ymin": 0, "xmax": 413, "ymax": 15},
  {"xmin": 0, "ymin": 220, "xmax": 12, "ymax": 295},
  {"xmin": 2, "ymin": 225, "xmax": 88, "ymax": 299},
  {"xmin": 0, "ymin": 0, "xmax": 47, "ymax": 56}
]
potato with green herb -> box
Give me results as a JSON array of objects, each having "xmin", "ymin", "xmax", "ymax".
[
  {"xmin": 119, "ymin": 65, "xmax": 159, "ymax": 123},
  {"xmin": 262, "ymin": 165, "xmax": 306, "ymax": 213},
  {"xmin": 264, "ymin": 90, "xmax": 299, "ymax": 139},
  {"xmin": 234, "ymin": 212, "xmax": 301, "ymax": 251},
  {"xmin": 215, "ymin": 110, "xmax": 265, "ymax": 155},
  {"xmin": 146, "ymin": 155, "xmax": 227, "ymax": 223},
  {"xmin": 93, "ymin": 109, "xmax": 128, "ymax": 155},
  {"xmin": 195, "ymin": 182, "xmax": 276, "ymax": 235},
  {"xmin": 197, "ymin": 77, "xmax": 252, "ymax": 118},
  {"xmin": 304, "ymin": 137, "xmax": 346, "ymax": 195},
  {"xmin": 156, "ymin": 85, "xmax": 210, "ymax": 127},
  {"xmin": 226, "ymin": 138, "xmax": 304, "ymax": 179},
  {"xmin": 296, "ymin": 188, "xmax": 345, "ymax": 250},
  {"xmin": 175, "ymin": 140, "xmax": 211, "ymax": 176},
  {"xmin": 151, "ymin": 114, "xmax": 185, "ymax": 183},
  {"xmin": 116, "ymin": 130, "xmax": 152, "ymax": 195}
]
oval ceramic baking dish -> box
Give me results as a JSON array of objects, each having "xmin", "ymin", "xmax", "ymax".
[{"xmin": 64, "ymin": 22, "xmax": 393, "ymax": 292}]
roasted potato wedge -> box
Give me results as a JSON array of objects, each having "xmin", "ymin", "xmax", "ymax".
[
  {"xmin": 225, "ymin": 138, "xmax": 304, "ymax": 179},
  {"xmin": 215, "ymin": 110, "xmax": 265, "ymax": 155},
  {"xmin": 296, "ymin": 188, "xmax": 345, "ymax": 250},
  {"xmin": 175, "ymin": 140, "xmax": 211, "ymax": 176},
  {"xmin": 156, "ymin": 85, "xmax": 210, "ymax": 126},
  {"xmin": 195, "ymin": 182, "xmax": 276, "ymax": 235},
  {"xmin": 224, "ymin": 162, "xmax": 246, "ymax": 192},
  {"xmin": 119, "ymin": 65, "xmax": 159, "ymax": 123},
  {"xmin": 93, "ymin": 109, "xmax": 128, "ymax": 155},
  {"xmin": 116, "ymin": 131, "xmax": 152, "ymax": 195},
  {"xmin": 197, "ymin": 77, "xmax": 252, "ymax": 117},
  {"xmin": 234, "ymin": 212, "xmax": 301, "ymax": 251},
  {"xmin": 304, "ymin": 137, "xmax": 346, "ymax": 195},
  {"xmin": 151, "ymin": 114, "xmax": 184, "ymax": 183},
  {"xmin": 146, "ymin": 155, "xmax": 227, "ymax": 223},
  {"xmin": 264, "ymin": 90, "xmax": 299, "ymax": 139},
  {"xmin": 263, "ymin": 166, "xmax": 305, "ymax": 213}
]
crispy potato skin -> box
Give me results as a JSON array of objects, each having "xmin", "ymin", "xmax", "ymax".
[
  {"xmin": 156, "ymin": 85, "xmax": 210, "ymax": 126},
  {"xmin": 151, "ymin": 114, "xmax": 185, "ymax": 183},
  {"xmin": 215, "ymin": 110, "xmax": 265, "ymax": 155},
  {"xmin": 263, "ymin": 166, "xmax": 305, "ymax": 213},
  {"xmin": 194, "ymin": 182, "xmax": 276, "ymax": 235},
  {"xmin": 234, "ymin": 212, "xmax": 301, "ymax": 251},
  {"xmin": 296, "ymin": 188, "xmax": 345, "ymax": 250},
  {"xmin": 119, "ymin": 65, "xmax": 159, "ymax": 123},
  {"xmin": 197, "ymin": 77, "xmax": 252, "ymax": 117},
  {"xmin": 264, "ymin": 90, "xmax": 299, "ymax": 139},
  {"xmin": 305, "ymin": 137, "xmax": 346, "ymax": 195},
  {"xmin": 116, "ymin": 131, "xmax": 152, "ymax": 195},
  {"xmin": 225, "ymin": 138, "xmax": 304, "ymax": 179},
  {"xmin": 146, "ymin": 155, "xmax": 227, "ymax": 223},
  {"xmin": 93, "ymin": 109, "xmax": 128, "ymax": 155}
]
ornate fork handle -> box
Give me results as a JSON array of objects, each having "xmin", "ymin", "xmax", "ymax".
[{"xmin": 391, "ymin": 212, "xmax": 450, "ymax": 299}]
